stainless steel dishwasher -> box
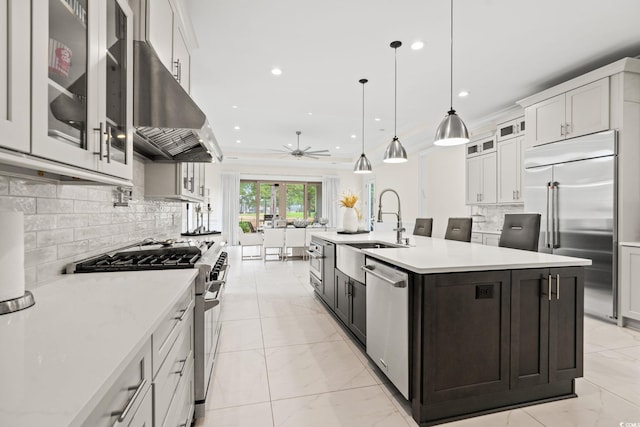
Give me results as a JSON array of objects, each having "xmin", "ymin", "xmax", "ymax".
[{"xmin": 362, "ymin": 258, "xmax": 409, "ymax": 399}]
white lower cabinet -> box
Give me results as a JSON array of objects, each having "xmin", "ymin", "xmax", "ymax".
[
  {"xmin": 619, "ymin": 244, "xmax": 640, "ymax": 322},
  {"xmin": 472, "ymin": 232, "xmax": 501, "ymax": 247},
  {"xmin": 483, "ymin": 233, "xmax": 500, "ymax": 247},
  {"xmin": 81, "ymin": 283, "xmax": 195, "ymax": 427},
  {"xmin": 83, "ymin": 340, "xmax": 152, "ymax": 427},
  {"xmin": 154, "ymin": 308, "xmax": 194, "ymax": 426}
]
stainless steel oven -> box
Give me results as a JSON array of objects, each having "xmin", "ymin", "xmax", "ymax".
[{"xmin": 307, "ymin": 239, "xmax": 325, "ymax": 280}]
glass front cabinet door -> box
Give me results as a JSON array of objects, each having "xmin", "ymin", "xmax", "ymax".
[{"xmin": 31, "ymin": 0, "xmax": 133, "ymax": 181}]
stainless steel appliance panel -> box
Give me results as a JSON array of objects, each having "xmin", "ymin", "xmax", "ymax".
[
  {"xmin": 364, "ymin": 258, "xmax": 409, "ymax": 399},
  {"xmin": 524, "ymin": 130, "xmax": 616, "ymax": 319},
  {"xmin": 553, "ymin": 156, "xmax": 615, "ymax": 318},
  {"xmin": 523, "ymin": 165, "xmax": 553, "ymax": 254}
]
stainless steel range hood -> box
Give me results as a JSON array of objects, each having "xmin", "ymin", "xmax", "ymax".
[{"xmin": 133, "ymin": 41, "xmax": 223, "ymax": 163}]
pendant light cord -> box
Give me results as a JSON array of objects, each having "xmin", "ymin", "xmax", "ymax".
[
  {"xmin": 450, "ymin": 0, "xmax": 454, "ymax": 111},
  {"xmin": 362, "ymin": 82, "xmax": 365, "ymax": 155},
  {"xmin": 394, "ymin": 46, "xmax": 398, "ymax": 137}
]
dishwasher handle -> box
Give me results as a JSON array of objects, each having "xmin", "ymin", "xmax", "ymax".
[{"xmin": 361, "ymin": 265, "xmax": 406, "ymax": 288}]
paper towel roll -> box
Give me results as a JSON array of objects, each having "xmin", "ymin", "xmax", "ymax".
[{"xmin": 0, "ymin": 210, "xmax": 25, "ymax": 302}]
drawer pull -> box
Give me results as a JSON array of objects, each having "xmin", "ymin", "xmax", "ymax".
[
  {"xmin": 113, "ymin": 378, "xmax": 147, "ymax": 425},
  {"xmin": 175, "ymin": 351, "xmax": 192, "ymax": 376},
  {"xmin": 175, "ymin": 299, "xmax": 194, "ymax": 322}
]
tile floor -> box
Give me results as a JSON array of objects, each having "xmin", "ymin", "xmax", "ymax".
[{"xmin": 195, "ymin": 246, "xmax": 640, "ymax": 427}]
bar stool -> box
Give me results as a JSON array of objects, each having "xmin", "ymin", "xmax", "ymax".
[
  {"xmin": 444, "ymin": 217, "xmax": 473, "ymax": 242},
  {"xmin": 498, "ymin": 214, "xmax": 541, "ymax": 252},
  {"xmin": 263, "ymin": 228, "xmax": 285, "ymax": 261},
  {"xmin": 413, "ymin": 218, "xmax": 433, "ymax": 237}
]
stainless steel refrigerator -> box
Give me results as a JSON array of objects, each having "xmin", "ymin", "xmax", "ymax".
[{"xmin": 524, "ymin": 130, "xmax": 616, "ymax": 319}]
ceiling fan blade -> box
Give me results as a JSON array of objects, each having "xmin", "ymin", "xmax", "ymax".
[
  {"xmin": 303, "ymin": 154, "xmax": 320, "ymax": 159},
  {"xmin": 305, "ymin": 151, "xmax": 331, "ymax": 156},
  {"xmin": 302, "ymin": 146, "xmax": 312, "ymax": 152}
]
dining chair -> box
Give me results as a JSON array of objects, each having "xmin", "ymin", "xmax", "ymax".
[
  {"xmin": 262, "ymin": 228, "xmax": 285, "ymax": 261},
  {"xmin": 413, "ymin": 218, "xmax": 433, "ymax": 237},
  {"xmin": 444, "ymin": 217, "xmax": 473, "ymax": 242},
  {"xmin": 238, "ymin": 226, "xmax": 263, "ymax": 260},
  {"xmin": 284, "ymin": 228, "xmax": 306, "ymax": 260},
  {"xmin": 498, "ymin": 213, "xmax": 541, "ymax": 251}
]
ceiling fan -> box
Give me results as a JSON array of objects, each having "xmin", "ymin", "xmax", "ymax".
[{"xmin": 274, "ymin": 131, "xmax": 330, "ymax": 159}]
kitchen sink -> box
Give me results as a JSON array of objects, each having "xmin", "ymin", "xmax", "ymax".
[{"xmin": 346, "ymin": 242, "xmax": 407, "ymax": 249}]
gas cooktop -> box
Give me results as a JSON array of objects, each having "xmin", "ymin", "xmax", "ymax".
[{"xmin": 70, "ymin": 239, "xmax": 216, "ymax": 273}]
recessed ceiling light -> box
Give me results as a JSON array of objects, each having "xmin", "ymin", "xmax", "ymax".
[
  {"xmin": 233, "ymin": 126, "xmax": 240, "ymax": 130},
  {"xmin": 374, "ymin": 118, "xmax": 381, "ymax": 122},
  {"xmin": 335, "ymin": 146, "xmax": 341, "ymax": 150},
  {"xmin": 271, "ymin": 68, "xmax": 282, "ymax": 75},
  {"xmin": 236, "ymin": 140, "xmax": 241, "ymax": 143},
  {"xmin": 411, "ymin": 41, "xmax": 424, "ymax": 50},
  {"xmin": 307, "ymin": 112, "xmax": 313, "ymax": 116},
  {"xmin": 288, "ymin": 143, "xmax": 292, "ymax": 146},
  {"xmin": 232, "ymin": 105, "xmax": 238, "ymax": 109},
  {"xmin": 458, "ymin": 90, "xmax": 469, "ymax": 97},
  {"xmin": 350, "ymin": 134, "xmax": 357, "ymax": 139}
]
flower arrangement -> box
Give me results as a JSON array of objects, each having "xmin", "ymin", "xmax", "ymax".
[
  {"xmin": 339, "ymin": 191, "xmax": 362, "ymax": 220},
  {"xmin": 338, "ymin": 192, "xmax": 358, "ymax": 209}
]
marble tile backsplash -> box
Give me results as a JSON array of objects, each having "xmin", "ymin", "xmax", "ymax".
[
  {"xmin": 471, "ymin": 204, "xmax": 524, "ymax": 232},
  {"xmin": 0, "ymin": 158, "xmax": 182, "ymax": 289}
]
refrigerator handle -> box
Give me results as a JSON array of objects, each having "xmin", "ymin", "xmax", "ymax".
[
  {"xmin": 553, "ymin": 181, "xmax": 560, "ymax": 249},
  {"xmin": 546, "ymin": 182, "xmax": 551, "ymax": 248}
]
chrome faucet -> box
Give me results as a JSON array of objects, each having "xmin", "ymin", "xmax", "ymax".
[{"xmin": 377, "ymin": 188, "xmax": 405, "ymax": 245}]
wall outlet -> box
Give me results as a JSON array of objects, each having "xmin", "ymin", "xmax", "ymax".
[{"xmin": 476, "ymin": 284, "xmax": 494, "ymax": 299}]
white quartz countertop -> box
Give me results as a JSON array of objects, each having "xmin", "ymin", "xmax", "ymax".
[
  {"xmin": 0, "ymin": 269, "xmax": 198, "ymax": 427},
  {"xmin": 310, "ymin": 231, "xmax": 591, "ymax": 274}
]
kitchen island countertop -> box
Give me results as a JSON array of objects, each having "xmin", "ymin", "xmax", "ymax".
[
  {"xmin": 0, "ymin": 269, "xmax": 198, "ymax": 427},
  {"xmin": 309, "ymin": 230, "xmax": 591, "ymax": 274}
]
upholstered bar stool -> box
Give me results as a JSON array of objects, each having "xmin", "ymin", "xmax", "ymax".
[
  {"xmin": 498, "ymin": 213, "xmax": 541, "ymax": 252},
  {"xmin": 444, "ymin": 217, "xmax": 473, "ymax": 242},
  {"xmin": 413, "ymin": 218, "xmax": 433, "ymax": 237}
]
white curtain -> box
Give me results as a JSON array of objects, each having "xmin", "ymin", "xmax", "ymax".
[
  {"xmin": 321, "ymin": 176, "xmax": 340, "ymax": 227},
  {"xmin": 221, "ymin": 173, "xmax": 240, "ymax": 245}
]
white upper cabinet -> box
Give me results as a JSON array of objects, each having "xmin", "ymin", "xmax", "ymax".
[
  {"xmin": 144, "ymin": 0, "xmax": 191, "ymax": 93},
  {"xmin": 145, "ymin": 161, "xmax": 206, "ymax": 202},
  {"xmin": 496, "ymin": 116, "xmax": 525, "ymax": 142},
  {"xmin": 466, "ymin": 152, "xmax": 496, "ymax": 205},
  {"xmin": 147, "ymin": 0, "xmax": 174, "ymax": 71},
  {"xmin": 31, "ymin": 0, "xmax": 133, "ymax": 181},
  {"xmin": 525, "ymin": 78, "xmax": 609, "ymax": 146},
  {"xmin": 497, "ymin": 136, "xmax": 525, "ymax": 203},
  {"xmin": 0, "ymin": 0, "xmax": 30, "ymax": 153},
  {"xmin": 173, "ymin": 26, "xmax": 191, "ymax": 92}
]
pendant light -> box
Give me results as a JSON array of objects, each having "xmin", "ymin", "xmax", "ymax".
[
  {"xmin": 383, "ymin": 41, "xmax": 408, "ymax": 163},
  {"xmin": 354, "ymin": 78, "xmax": 372, "ymax": 174},
  {"xmin": 434, "ymin": 0, "xmax": 469, "ymax": 146}
]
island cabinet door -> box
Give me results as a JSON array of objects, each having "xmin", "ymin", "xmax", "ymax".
[
  {"xmin": 334, "ymin": 269, "xmax": 350, "ymax": 325},
  {"xmin": 510, "ymin": 268, "xmax": 550, "ymax": 389},
  {"xmin": 422, "ymin": 271, "xmax": 511, "ymax": 403},
  {"xmin": 349, "ymin": 278, "xmax": 366, "ymax": 344},
  {"xmin": 548, "ymin": 267, "xmax": 584, "ymax": 382}
]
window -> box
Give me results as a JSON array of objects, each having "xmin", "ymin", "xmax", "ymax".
[{"xmin": 239, "ymin": 179, "xmax": 322, "ymax": 229}]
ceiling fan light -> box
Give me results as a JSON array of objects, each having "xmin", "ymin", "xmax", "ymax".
[
  {"xmin": 354, "ymin": 154, "xmax": 372, "ymax": 173},
  {"xmin": 434, "ymin": 109, "xmax": 469, "ymax": 146},
  {"xmin": 383, "ymin": 137, "xmax": 408, "ymax": 163}
]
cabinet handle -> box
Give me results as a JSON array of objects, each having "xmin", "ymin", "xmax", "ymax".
[
  {"xmin": 189, "ymin": 177, "xmax": 195, "ymax": 192},
  {"xmin": 176, "ymin": 299, "xmax": 194, "ymax": 321},
  {"xmin": 93, "ymin": 122, "xmax": 105, "ymax": 160},
  {"xmin": 565, "ymin": 122, "xmax": 571, "ymax": 135},
  {"xmin": 105, "ymin": 125, "xmax": 112, "ymax": 164},
  {"xmin": 344, "ymin": 280, "xmax": 348, "ymax": 297},
  {"xmin": 560, "ymin": 123, "xmax": 565, "ymax": 136},
  {"xmin": 174, "ymin": 59, "xmax": 181, "ymax": 83},
  {"xmin": 114, "ymin": 378, "xmax": 147, "ymax": 424},
  {"xmin": 175, "ymin": 350, "xmax": 192, "ymax": 376},
  {"xmin": 556, "ymin": 273, "xmax": 560, "ymax": 300},
  {"xmin": 512, "ymin": 190, "xmax": 515, "ymax": 200},
  {"xmin": 548, "ymin": 275, "xmax": 552, "ymax": 301}
]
